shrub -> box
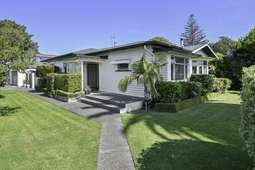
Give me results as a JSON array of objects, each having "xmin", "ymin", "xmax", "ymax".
[
  {"xmin": 156, "ymin": 81, "xmax": 182, "ymax": 103},
  {"xmin": 213, "ymin": 78, "xmax": 232, "ymax": 93},
  {"xmin": 36, "ymin": 65, "xmax": 55, "ymax": 78},
  {"xmin": 181, "ymin": 81, "xmax": 202, "ymax": 99},
  {"xmin": 0, "ymin": 64, "xmax": 8, "ymax": 87},
  {"xmin": 156, "ymin": 81, "xmax": 202, "ymax": 103},
  {"xmin": 54, "ymin": 73, "xmax": 81, "ymax": 93},
  {"xmin": 190, "ymin": 74, "xmax": 214, "ymax": 95},
  {"xmin": 45, "ymin": 73, "xmax": 55, "ymax": 96},
  {"xmin": 240, "ymin": 66, "xmax": 255, "ymax": 167}
]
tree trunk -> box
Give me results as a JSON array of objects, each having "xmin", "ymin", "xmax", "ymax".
[{"xmin": 144, "ymin": 84, "xmax": 148, "ymax": 112}]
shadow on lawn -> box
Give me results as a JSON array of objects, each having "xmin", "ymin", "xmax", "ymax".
[
  {"xmin": 123, "ymin": 102, "xmax": 253, "ymax": 169},
  {"xmin": 0, "ymin": 94, "xmax": 5, "ymax": 99},
  {"xmin": 0, "ymin": 106, "xmax": 21, "ymax": 116},
  {"xmin": 137, "ymin": 140, "xmax": 252, "ymax": 170}
]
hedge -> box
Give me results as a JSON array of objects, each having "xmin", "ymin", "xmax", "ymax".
[
  {"xmin": 155, "ymin": 96, "xmax": 207, "ymax": 113},
  {"xmin": 45, "ymin": 73, "xmax": 55, "ymax": 96},
  {"xmin": 54, "ymin": 74, "xmax": 81, "ymax": 93},
  {"xmin": 190, "ymin": 74, "xmax": 214, "ymax": 95},
  {"xmin": 213, "ymin": 78, "xmax": 232, "ymax": 93},
  {"xmin": 156, "ymin": 81, "xmax": 202, "ymax": 103},
  {"xmin": 240, "ymin": 66, "xmax": 255, "ymax": 167}
]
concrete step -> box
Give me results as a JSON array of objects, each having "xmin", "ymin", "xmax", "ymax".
[{"xmin": 79, "ymin": 92, "xmax": 143, "ymax": 113}]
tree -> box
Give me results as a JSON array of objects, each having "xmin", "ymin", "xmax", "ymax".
[
  {"xmin": 211, "ymin": 36, "xmax": 237, "ymax": 55},
  {"xmin": 181, "ymin": 14, "xmax": 208, "ymax": 46},
  {"xmin": 150, "ymin": 36, "xmax": 171, "ymax": 45},
  {"xmin": 209, "ymin": 36, "xmax": 237, "ymax": 88},
  {"xmin": 0, "ymin": 19, "xmax": 38, "ymax": 86},
  {"xmin": 231, "ymin": 28, "xmax": 255, "ymax": 89},
  {"xmin": 118, "ymin": 46, "xmax": 162, "ymax": 111}
]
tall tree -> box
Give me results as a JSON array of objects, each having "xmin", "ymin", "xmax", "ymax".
[
  {"xmin": 181, "ymin": 14, "xmax": 208, "ymax": 46},
  {"xmin": 0, "ymin": 20, "xmax": 38, "ymax": 86},
  {"xmin": 209, "ymin": 36, "xmax": 237, "ymax": 80},
  {"xmin": 232, "ymin": 28, "xmax": 255, "ymax": 89},
  {"xmin": 211, "ymin": 36, "xmax": 237, "ymax": 55}
]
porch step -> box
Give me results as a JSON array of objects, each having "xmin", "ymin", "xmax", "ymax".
[{"xmin": 79, "ymin": 92, "xmax": 144, "ymax": 113}]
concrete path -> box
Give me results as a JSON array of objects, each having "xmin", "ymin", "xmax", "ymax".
[{"xmin": 26, "ymin": 91, "xmax": 136, "ymax": 170}]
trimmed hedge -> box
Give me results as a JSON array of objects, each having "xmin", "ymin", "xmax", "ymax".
[
  {"xmin": 54, "ymin": 74, "xmax": 81, "ymax": 93},
  {"xmin": 156, "ymin": 81, "xmax": 202, "ymax": 103},
  {"xmin": 213, "ymin": 78, "xmax": 232, "ymax": 93},
  {"xmin": 155, "ymin": 96, "xmax": 207, "ymax": 113},
  {"xmin": 190, "ymin": 74, "xmax": 214, "ymax": 95},
  {"xmin": 240, "ymin": 66, "xmax": 255, "ymax": 167},
  {"xmin": 45, "ymin": 73, "xmax": 55, "ymax": 96},
  {"xmin": 56, "ymin": 89, "xmax": 83, "ymax": 98}
]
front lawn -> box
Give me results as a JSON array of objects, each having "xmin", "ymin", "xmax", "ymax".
[
  {"xmin": 0, "ymin": 91, "xmax": 100, "ymax": 170},
  {"xmin": 122, "ymin": 92, "xmax": 252, "ymax": 170}
]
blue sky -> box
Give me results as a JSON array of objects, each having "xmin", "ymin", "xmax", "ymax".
[{"xmin": 1, "ymin": 0, "xmax": 255, "ymax": 54}]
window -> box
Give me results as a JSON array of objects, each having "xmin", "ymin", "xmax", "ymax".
[
  {"xmin": 65, "ymin": 62, "xmax": 80, "ymax": 73},
  {"xmin": 171, "ymin": 56, "xmax": 188, "ymax": 81},
  {"xmin": 192, "ymin": 60, "xmax": 207, "ymax": 75},
  {"xmin": 116, "ymin": 63, "xmax": 129, "ymax": 71}
]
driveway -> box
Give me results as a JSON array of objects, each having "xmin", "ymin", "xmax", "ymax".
[{"xmin": 28, "ymin": 91, "xmax": 136, "ymax": 170}]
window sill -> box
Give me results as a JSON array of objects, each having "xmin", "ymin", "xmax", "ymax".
[{"xmin": 115, "ymin": 70, "xmax": 132, "ymax": 72}]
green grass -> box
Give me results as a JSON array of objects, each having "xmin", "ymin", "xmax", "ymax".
[
  {"xmin": 122, "ymin": 91, "xmax": 253, "ymax": 170},
  {"xmin": 0, "ymin": 90, "xmax": 100, "ymax": 170}
]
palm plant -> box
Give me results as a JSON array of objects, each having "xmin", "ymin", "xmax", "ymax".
[{"xmin": 118, "ymin": 46, "xmax": 162, "ymax": 111}]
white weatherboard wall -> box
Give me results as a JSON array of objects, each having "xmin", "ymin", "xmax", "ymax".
[{"xmin": 99, "ymin": 47, "xmax": 153, "ymax": 97}]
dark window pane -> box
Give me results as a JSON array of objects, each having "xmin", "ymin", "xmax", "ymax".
[
  {"xmin": 117, "ymin": 64, "xmax": 129, "ymax": 71},
  {"xmin": 175, "ymin": 64, "xmax": 184, "ymax": 80}
]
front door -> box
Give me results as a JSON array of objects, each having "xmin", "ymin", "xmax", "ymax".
[{"xmin": 87, "ymin": 63, "xmax": 99, "ymax": 91}]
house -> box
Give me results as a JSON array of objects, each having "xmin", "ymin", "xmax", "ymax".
[
  {"xmin": 8, "ymin": 53, "xmax": 56, "ymax": 88},
  {"xmin": 44, "ymin": 40, "xmax": 217, "ymax": 98}
]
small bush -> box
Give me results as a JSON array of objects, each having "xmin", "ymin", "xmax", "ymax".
[
  {"xmin": 213, "ymin": 78, "xmax": 232, "ymax": 93},
  {"xmin": 156, "ymin": 81, "xmax": 202, "ymax": 103},
  {"xmin": 190, "ymin": 74, "xmax": 214, "ymax": 95},
  {"xmin": 156, "ymin": 81, "xmax": 182, "ymax": 103},
  {"xmin": 240, "ymin": 66, "xmax": 255, "ymax": 167},
  {"xmin": 54, "ymin": 73, "xmax": 81, "ymax": 93},
  {"xmin": 181, "ymin": 81, "xmax": 202, "ymax": 99}
]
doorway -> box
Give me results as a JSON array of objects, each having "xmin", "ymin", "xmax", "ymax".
[{"xmin": 87, "ymin": 63, "xmax": 99, "ymax": 91}]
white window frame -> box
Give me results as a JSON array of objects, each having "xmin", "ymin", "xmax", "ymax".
[{"xmin": 170, "ymin": 56, "xmax": 188, "ymax": 81}]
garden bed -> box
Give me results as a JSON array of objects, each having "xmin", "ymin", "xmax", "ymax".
[{"xmin": 155, "ymin": 96, "xmax": 207, "ymax": 113}]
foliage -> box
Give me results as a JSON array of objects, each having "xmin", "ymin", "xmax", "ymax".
[
  {"xmin": 190, "ymin": 74, "xmax": 214, "ymax": 95},
  {"xmin": 155, "ymin": 81, "xmax": 202, "ymax": 103},
  {"xmin": 240, "ymin": 66, "xmax": 255, "ymax": 167},
  {"xmin": 0, "ymin": 64, "xmax": 8, "ymax": 87},
  {"xmin": 213, "ymin": 78, "xmax": 232, "ymax": 93},
  {"xmin": 0, "ymin": 20, "xmax": 38, "ymax": 87},
  {"xmin": 232, "ymin": 28, "xmax": 255, "ymax": 89},
  {"xmin": 45, "ymin": 73, "xmax": 55, "ymax": 96},
  {"xmin": 155, "ymin": 96, "xmax": 206, "ymax": 113},
  {"xmin": 181, "ymin": 81, "xmax": 202, "ymax": 99},
  {"xmin": 118, "ymin": 46, "xmax": 162, "ymax": 111},
  {"xmin": 181, "ymin": 14, "xmax": 208, "ymax": 46},
  {"xmin": 211, "ymin": 36, "xmax": 237, "ymax": 56},
  {"xmin": 54, "ymin": 73, "xmax": 81, "ymax": 93},
  {"xmin": 36, "ymin": 65, "xmax": 55, "ymax": 77},
  {"xmin": 150, "ymin": 36, "xmax": 171, "ymax": 45}
]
